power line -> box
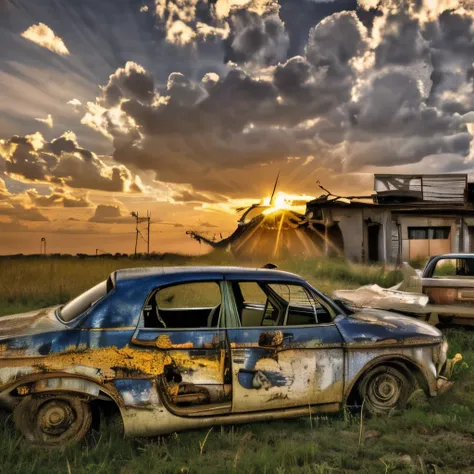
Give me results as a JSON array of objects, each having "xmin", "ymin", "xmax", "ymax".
[{"xmin": 131, "ymin": 211, "xmax": 151, "ymax": 257}]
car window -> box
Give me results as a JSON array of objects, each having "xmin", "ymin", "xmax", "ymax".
[
  {"xmin": 240, "ymin": 282, "xmax": 267, "ymax": 304},
  {"xmin": 156, "ymin": 282, "xmax": 221, "ymax": 308},
  {"xmin": 59, "ymin": 280, "xmax": 108, "ymax": 322},
  {"xmin": 235, "ymin": 281, "xmax": 335, "ymax": 327},
  {"xmin": 433, "ymin": 259, "xmax": 456, "ymax": 277},
  {"xmin": 143, "ymin": 282, "xmax": 222, "ymax": 329},
  {"xmin": 268, "ymin": 283, "xmax": 335, "ymax": 325},
  {"xmin": 433, "ymin": 258, "xmax": 474, "ymax": 277}
]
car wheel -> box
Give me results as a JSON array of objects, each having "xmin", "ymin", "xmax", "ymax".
[
  {"xmin": 359, "ymin": 365, "xmax": 411, "ymax": 416},
  {"xmin": 13, "ymin": 393, "xmax": 92, "ymax": 446}
]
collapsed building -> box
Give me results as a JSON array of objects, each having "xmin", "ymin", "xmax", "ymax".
[{"xmin": 189, "ymin": 174, "xmax": 474, "ymax": 262}]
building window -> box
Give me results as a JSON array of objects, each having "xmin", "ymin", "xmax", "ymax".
[{"xmin": 408, "ymin": 227, "xmax": 450, "ymax": 240}]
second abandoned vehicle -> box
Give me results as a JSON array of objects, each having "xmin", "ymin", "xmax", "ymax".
[{"xmin": 0, "ymin": 266, "xmax": 459, "ymax": 445}]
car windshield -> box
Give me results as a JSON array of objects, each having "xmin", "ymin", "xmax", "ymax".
[{"xmin": 59, "ymin": 280, "xmax": 107, "ymax": 322}]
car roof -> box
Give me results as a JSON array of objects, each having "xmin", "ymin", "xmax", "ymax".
[
  {"xmin": 114, "ymin": 266, "xmax": 305, "ymax": 284},
  {"xmin": 429, "ymin": 253, "xmax": 474, "ymax": 259}
]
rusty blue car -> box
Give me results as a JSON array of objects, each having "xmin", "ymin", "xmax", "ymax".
[{"xmin": 0, "ymin": 266, "xmax": 459, "ymax": 446}]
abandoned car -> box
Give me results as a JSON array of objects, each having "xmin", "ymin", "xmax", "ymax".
[
  {"xmin": 334, "ymin": 254, "xmax": 474, "ymax": 327},
  {"xmin": 0, "ymin": 266, "xmax": 460, "ymax": 446}
]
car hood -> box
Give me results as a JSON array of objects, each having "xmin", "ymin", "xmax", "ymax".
[
  {"xmin": 0, "ymin": 306, "xmax": 65, "ymax": 340},
  {"xmin": 336, "ymin": 308, "xmax": 443, "ymax": 345}
]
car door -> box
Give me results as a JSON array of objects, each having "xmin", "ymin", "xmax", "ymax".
[
  {"xmin": 130, "ymin": 279, "xmax": 232, "ymax": 416},
  {"xmin": 226, "ymin": 279, "xmax": 345, "ymax": 413}
]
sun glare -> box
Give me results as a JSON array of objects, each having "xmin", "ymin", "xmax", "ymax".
[{"xmin": 262, "ymin": 192, "xmax": 315, "ymax": 215}]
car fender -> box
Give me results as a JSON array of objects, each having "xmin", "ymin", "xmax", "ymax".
[
  {"xmin": 344, "ymin": 352, "xmax": 436, "ymax": 403},
  {"xmin": 0, "ymin": 373, "xmax": 122, "ymax": 409}
]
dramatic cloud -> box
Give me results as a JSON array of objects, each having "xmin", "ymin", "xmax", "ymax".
[
  {"xmin": 35, "ymin": 114, "xmax": 54, "ymax": 128},
  {"xmin": 4, "ymin": 0, "xmax": 474, "ymax": 214},
  {"xmin": 151, "ymin": 0, "xmax": 277, "ymax": 46},
  {"xmin": 27, "ymin": 189, "xmax": 93, "ymax": 208},
  {"xmin": 172, "ymin": 190, "xmax": 221, "ymax": 204},
  {"xmin": 21, "ymin": 23, "xmax": 70, "ymax": 56},
  {"xmin": 0, "ymin": 131, "xmax": 141, "ymax": 193},
  {"xmin": 229, "ymin": 11, "xmax": 289, "ymax": 65},
  {"xmin": 89, "ymin": 204, "xmax": 134, "ymax": 224},
  {"xmin": 67, "ymin": 99, "xmax": 82, "ymax": 113},
  {"xmin": 0, "ymin": 177, "xmax": 49, "ymax": 221}
]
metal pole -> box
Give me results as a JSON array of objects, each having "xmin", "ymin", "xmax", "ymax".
[
  {"xmin": 147, "ymin": 211, "xmax": 150, "ymax": 255},
  {"xmin": 134, "ymin": 211, "xmax": 139, "ymax": 258}
]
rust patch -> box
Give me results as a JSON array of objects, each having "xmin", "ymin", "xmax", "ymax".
[
  {"xmin": 17, "ymin": 385, "xmax": 30, "ymax": 395},
  {"xmin": 155, "ymin": 334, "xmax": 173, "ymax": 349},
  {"xmin": 169, "ymin": 351, "xmax": 223, "ymax": 382},
  {"xmin": 167, "ymin": 381, "xmax": 180, "ymax": 398},
  {"xmin": 154, "ymin": 335, "xmax": 193, "ymax": 349},
  {"xmin": 0, "ymin": 345, "xmax": 172, "ymax": 381},
  {"xmin": 258, "ymin": 331, "xmax": 283, "ymax": 347}
]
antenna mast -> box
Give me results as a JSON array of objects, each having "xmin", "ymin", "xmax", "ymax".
[{"xmin": 269, "ymin": 170, "xmax": 280, "ymax": 206}]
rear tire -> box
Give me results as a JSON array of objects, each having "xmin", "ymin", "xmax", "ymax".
[
  {"xmin": 13, "ymin": 393, "xmax": 92, "ymax": 447},
  {"xmin": 358, "ymin": 365, "xmax": 412, "ymax": 415}
]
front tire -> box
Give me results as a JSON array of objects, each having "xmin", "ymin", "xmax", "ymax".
[
  {"xmin": 13, "ymin": 393, "xmax": 92, "ymax": 446},
  {"xmin": 359, "ymin": 365, "xmax": 411, "ymax": 415}
]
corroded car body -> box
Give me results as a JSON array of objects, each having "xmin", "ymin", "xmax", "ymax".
[{"xmin": 0, "ymin": 267, "xmax": 458, "ymax": 445}]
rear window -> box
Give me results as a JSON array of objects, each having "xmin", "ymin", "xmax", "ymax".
[{"xmin": 59, "ymin": 280, "xmax": 109, "ymax": 322}]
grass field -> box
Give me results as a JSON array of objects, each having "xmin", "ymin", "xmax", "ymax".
[{"xmin": 0, "ymin": 255, "xmax": 472, "ymax": 473}]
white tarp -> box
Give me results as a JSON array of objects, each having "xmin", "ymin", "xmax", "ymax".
[{"xmin": 333, "ymin": 263, "xmax": 427, "ymax": 313}]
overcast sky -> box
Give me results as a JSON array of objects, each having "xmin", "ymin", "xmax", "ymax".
[{"xmin": 0, "ymin": 0, "xmax": 473, "ymax": 255}]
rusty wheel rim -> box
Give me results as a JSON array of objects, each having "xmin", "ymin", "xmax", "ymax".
[
  {"xmin": 36, "ymin": 400, "xmax": 77, "ymax": 437},
  {"xmin": 367, "ymin": 373, "xmax": 402, "ymax": 409}
]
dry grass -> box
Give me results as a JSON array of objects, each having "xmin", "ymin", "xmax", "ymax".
[{"xmin": 0, "ymin": 253, "xmax": 401, "ymax": 316}]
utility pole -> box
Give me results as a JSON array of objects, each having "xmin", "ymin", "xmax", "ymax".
[
  {"xmin": 147, "ymin": 210, "xmax": 150, "ymax": 255},
  {"xmin": 131, "ymin": 211, "xmax": 151, "ymax": 258}
]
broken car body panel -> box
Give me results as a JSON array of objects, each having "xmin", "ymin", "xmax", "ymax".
[
  {"xmin": 334, "ymin": 254, "xmax": 474, "ymax": 326},
  {"xmin": 0, "ymin": 266, "xmax": 458, "ymax": 440}
]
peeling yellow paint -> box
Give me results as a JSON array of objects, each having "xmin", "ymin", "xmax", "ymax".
[
  {"xmin": 168, "ymin": 382, "xmax": 180, "ymax": 397},
  {"xmin": 155, "ymin": 334, "xmax": 173, "ymax": 349},
  {"xmin": 0, "ymin": 346, "xmax": 172, "ymax": 380}
]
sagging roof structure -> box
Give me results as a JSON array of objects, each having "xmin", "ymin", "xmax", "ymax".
[{"xmin": 188, "ymin": 174, "xmax": 474, "ymax": 262}]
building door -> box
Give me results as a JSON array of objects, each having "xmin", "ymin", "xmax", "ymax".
[{"xmin": 368, "ymin": 224, "xmax": 380, "ymax": 262}]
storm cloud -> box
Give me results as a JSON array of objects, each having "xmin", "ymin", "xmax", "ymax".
[
  {"xmin": 2, "ymin": 0, "xmax": 474, "ymax": 201},
  {"xmin": 0, "ymin": 131, "xmax": 141, "ymax": 193},
  {"xmin": 75, "ymin": 1, "xmax": 473, "ymax": 195}
]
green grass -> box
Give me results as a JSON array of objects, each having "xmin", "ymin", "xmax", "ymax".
[{"xmin": 0, "ymin": 255, "xmax": 472, "ymax": 473}]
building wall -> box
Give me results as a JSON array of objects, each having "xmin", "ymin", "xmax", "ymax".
[
  {"xmin": 330, "ymin": 208, "xmax": 365, "ymax": 262},
  {"xmin": 395, "ymin": 215, "xmax": 457, "ymax": 262}
]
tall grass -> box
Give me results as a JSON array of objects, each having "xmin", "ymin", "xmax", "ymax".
[{"xmin": 0, "ymin": 254, "xmax": 402, "ymax": 316}]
